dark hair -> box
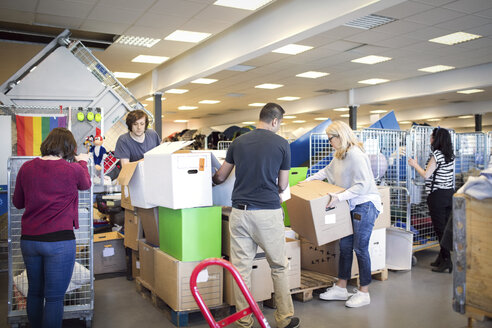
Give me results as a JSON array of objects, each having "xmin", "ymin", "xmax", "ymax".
[
  {"xmin": 126, "ymin": 110, "xmax": 149, "ymax": 132},
  {"xmin": 259, "ymin": 103, "xmax": 285, "ymax": 123},
  {"xmin": 431, "ymin": 127, "xmax": 455, "ymax": 163},
  {"xmin": 40, "ymin": 127, "xmax": 77, "ymax": 162}
]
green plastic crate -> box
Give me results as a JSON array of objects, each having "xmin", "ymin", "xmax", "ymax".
[
  {"xmin": 158, "ymin": 206, "xmax": 221, "ymax": 261},
  {"xmin": 283, "ymin": 167, "xmax": 308, "ymax": 226}
]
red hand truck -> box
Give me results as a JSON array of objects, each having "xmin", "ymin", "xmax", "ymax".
[{"xmin": 190, "ymin": 258, "xmax": 271, "ymax": 328}]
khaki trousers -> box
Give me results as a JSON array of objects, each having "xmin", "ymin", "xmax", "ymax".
[{"xmin": 229, "ymin": 208, "xmax": 294, "ymax": 328}]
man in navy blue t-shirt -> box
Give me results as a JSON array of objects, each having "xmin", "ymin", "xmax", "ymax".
[{"xmin": 213, "ymin": 103, "xmax": 299, "ymax": 328}]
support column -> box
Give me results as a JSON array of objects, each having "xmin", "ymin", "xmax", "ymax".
[
  {"xmin": 154, "ymin": 92, "xmax": 162, "ymax": 139},
  {"xmin": 349, "ymin": 105, "xmax": 358, "ymax": 130},
  {"xmin": 474, "ymin": 114, "xmax": 482, "ymax": 132}
]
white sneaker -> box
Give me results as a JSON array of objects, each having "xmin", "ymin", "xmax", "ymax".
[
  {"xmin": 345, "ymin": 290, "xmax": 370, "ymax": 308},
  {"xmin": 319, "ymin": 285, "xmax": 349, "ymax": 301}
]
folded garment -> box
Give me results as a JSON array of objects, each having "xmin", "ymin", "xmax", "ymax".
[{"xmin": 457, "ymin": 167, "xmax": 492, "ymax": 200}]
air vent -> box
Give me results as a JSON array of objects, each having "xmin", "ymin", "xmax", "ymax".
[
  {"xmin": 344, "ymin": 14, "xmax": 396, "ymax": 30},
  {"xmin": 316, "ymin": 89, "xmax": 338, "ymax": 94}
]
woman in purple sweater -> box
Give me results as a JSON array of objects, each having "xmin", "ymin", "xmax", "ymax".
[{"xmin": 13, "ymin": 127, "xmax": 91, "ymax": 328}]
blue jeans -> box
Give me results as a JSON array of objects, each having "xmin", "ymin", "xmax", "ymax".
[
  {"xmin": 338, "ymin": 202, "xmax": 379, "ymax": 286},
  {"xmin": 20, "ymin": 239, "xmax": 76, "ymax": 328}
]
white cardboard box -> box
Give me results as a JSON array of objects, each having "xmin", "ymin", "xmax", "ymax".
[
  {"xmin": 386, "ymin": 227, "xmax": 413, "ymax": 271},
  {"xmin": 117, "ymin": 161, "xmax": 154, "ymax": 209},
  {"xmin": 144, "ymin": 141, "xmax": 212, "ymax": 209}
]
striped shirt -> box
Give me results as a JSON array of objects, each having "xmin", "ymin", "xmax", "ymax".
[{"xmin": 425, "ymin": 150, "xmax": 455, "ymax": 193}]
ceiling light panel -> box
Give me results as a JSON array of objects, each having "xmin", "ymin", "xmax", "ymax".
[
  {"xmin": 165, "ymin": 89, "xmax": 189, "ymax": 94},
  {"xmin": 344, "ymin": 14, "xmax": 396, "ymax": 30},
  {"xmin": 192, "ymin": 78, "xmax": 218, "ymax": 84},
  {"xmin": 333, "ymin": 107, "xmax": 349, "ymax": 111},
  {"xmin": 427, "ymin": 118, "xmax": 441, "ymax": 121},
  {"xmin": 358, "ymin": 78, "xmax": 389, "ymax": 85},
  {"xmin": 272, "ymin": 44, "xmax": 313, "ymax": 55},
  {"xmin": 227, "ymin": 64, "xmax": 256, "ymax": 72},
  {"xmin": 277, "ymin": 96, "xmax": 300, "ymax": 101},
  {"xmin": 199, "ymin": 100, "xmax": 220, "ymax": 104},
  {"xmin": 429, "ymin": 32, "xmax": 482, "ymax": 45},
  {"xmin": 114, "ymin": 72, "xmax": 141, "ymax": 79},
  {"xmin": 115, "ymin": 35, "xmax": 160, "ymax": 48},
  {"xmin": 165, "ymin": 30, "xmax": 211, "ymax": 43},
  {"xmin": 458, "ymin": 115, "xmax": 473, "ymax": 119},
  {"xmin": 174, "ymin": 120, "xmax": 188, "ymax": 123},
  {"xmin": 340, "ymin": 114, "xmax": 350, "ymax": 117},
  {"xmin": 293, "ymin": 120, "xmax": 306, "ymax": 123},
  {"xmin": 399, "ymin": 121, "xmax": 411, "ymax": 124},
  {"xmin": 296, "ymin": 71, "xmax": 329, "ymax": 78},
  {"xmin": 351, "ymin": 55, "xmax": 392, "ymax": 65},
  {"xmin": 315, "ymin": 117, "xmax": 329, "ymax": 121},
  {"xmin": 213, "ymin": 0, "xmax": 273, "ymax": 11},
  {"xmin": 283, "ymin": 116, "xmax": 297, "ymax": 119},
  {"xmin": 255, "ymin": 83, "xmax": 283, "ymax": 89},
  {"xmin": 418, "ymin": 65, "xmax": 455, "ymax": 73},
  {"xmin": 242, "ymin": 121, "xmax": 256, "ymax": 124},
  {"xmin": 178, "ymin": 106, "xmax": 198, "ymax": 110},
  {"xmin": 132, "ymin": 55, "xmax": 169, "ymax": 64},
  {"xmin": 249, "ymin": 103, "xmax": 266, "ymax": 107},
  {"xmin": 457, "ymin": 89, "xmax": 484, "ymax": 94},
  {"xmin": 370, "ymin": 110, "xmax": 388, "ymax": 114}
]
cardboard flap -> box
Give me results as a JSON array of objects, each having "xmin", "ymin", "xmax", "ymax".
[
  {"xmin": 117, "ymin": 161, "xmax": 140, "ymax": 185},
  {"xmin": 145, "ymin": 141, "xmax": 194, "ymax": 156},
  {"xmin": 94, "ymin": 231, "xmax": 123, "ymax": 242},
  {"xmin": 290, "ymin": 180, "xmax": 345, "ymax": 200}
]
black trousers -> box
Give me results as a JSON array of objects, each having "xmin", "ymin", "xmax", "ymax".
[{"xmin": 427, "ymin": 188, "xmax": 454, "ymax": 260}]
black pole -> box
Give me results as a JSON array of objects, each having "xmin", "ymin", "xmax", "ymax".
[
  {"xmin": 154, "ymin": 92, "xmax": 162, "ymax": 139},
  {"xmin": 474, "ymin": 114, "xmax": 482, "ymax": 132},
  {"xmin": 349, "ymin": 105, "xmax": 357, "ymax": 130}
]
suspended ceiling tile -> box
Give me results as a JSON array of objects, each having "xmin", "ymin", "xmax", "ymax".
[
  {"xmin": 345, "ymin": 30, "xmax": 394, "ymax": 44},
  {"xmin": 192, "ymin": 4, "xmax": 252, "ymax": 23},
  {"xmin": 434, "ymin": 14, "xmax": 491, "ymax": 31},
  {"xmin": 97, "ymin": 0, "xmax": 155, "ymax": 10},
  {"xmin": 149, "ymin": 0, "xmax": 208, "ymax": 18},
  {"xmin": 35, "ymin": 14, "xmax": 84, "ymax": 30},
  {"xmin": 87, "ymin": 5, "xmax": 144, "ymax": 24},
  {"xmin": 467, "ymin": 23, "xmax": 492, "ymax": 37},
  {"xmin": 123, "ymin": 25, "xmax": 166, "ymax": 39},
  {"xmin": 37, "ymin": 0, "xmax": 94, "ymax": 19},
  {"xmin": 402, "ymin": 25, "xmax": 454, "ymax": 41},
  {"xmin": 455, "ymin": 37, "xmax": 492, "ymax": 50},
  {"xmin": 323, "ymin": 40, "xmax": 364, "ymax": 52},
  {"xmin": 0, "ymin": 8, "xmax": 35, "ymax": 24},
  {"xmin": 375, "ymin": 1, "xmax": 433, "ymax": 19},
  {"xmin": 324, "ymin": 26, "xmax": 362, "ymax": 40},
  {"xmin": 406, "ymin": 7, "xmax": 465, "ymax": 25},
  {"xmin": 80, "ymin": 20, "xmax": 132, "ymax": 35},
  {"xmin": 299, "ymin": 34, "xmax": 338, "ymax": 48},
  {"xmin": 134, "ymin": 12, "xmax": 187, "ymax": 30},
  {"xmin": 443, "ymin": 0, "xmax": 492, "ymax": 14},
  {"xmin": 242, "ymin": 53, "xmax": 284, "ymax": 67},
  {"xmin": 373, "ymin": 20, "xmax": 426, "ymax": 35},
  {"xmin": 346, "ymin": 44, "xmax": 388, "ymax": 55},
  {"xmin": 180, "ymin": 17, "xmax": 232, "ymax": 34},
  {"xmin": 475, "ymin": 8, "xmax": 492, "ymax": 19},
  {"xmin": 373, "ymin": 35, "xmax": 422, "ymax": 49},
  {"xmin": 0, "ymin": 0, "xmax": 37, "ymax": 12}
]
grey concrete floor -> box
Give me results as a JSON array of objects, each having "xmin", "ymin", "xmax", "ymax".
[{"xmin": 1, "ymin": 249, "xmax": 491, "ymax": 328}]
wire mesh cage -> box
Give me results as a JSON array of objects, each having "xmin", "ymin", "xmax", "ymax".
[
  {"xmin": 455, "ymin": 132, "xmax": 487, "ymax": 189},
  {"xmin": 217, "ymin": 141, "xmax": 233, "ymax": 150},
  {"xmin": 488, "ymin": 131, "xmax": 492, "ymax": 168},
  {"xmin": 7, "ymin": 157, "xmax": 94, "ymax": 327}
]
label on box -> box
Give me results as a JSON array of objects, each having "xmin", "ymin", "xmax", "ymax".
[
  {"xmin": 325, "ymin": 214, "xmax": 336, "ymax": 224},
  {"xmin": 123, "ymin": 185, "xmax": 129, "ymax": 196},
  {"xmin": 197, "ymin": 269, "xmax": 209, "ymax": 283},
  {"xmin": 199, "ymin": 158, "xmax": 205, "ymax": 171},
  {"xmin": 177, "ymin": 156, "xmax": 201, "ymax": 169},
  {"xmin": 136, "ymin": 261, "xmax": 141, "ymax": 269},
  {"xmin": 103, "ymin": 247, "xmax": 115, "ymax": 257}
]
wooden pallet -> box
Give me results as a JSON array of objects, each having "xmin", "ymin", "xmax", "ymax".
[
  {"xmin": 348, "ymin": 268, "xmax": 389, "ymax": 287},
  {"xmin": 465, "ymin": 305, "xmax": 492, "ymax": 328},
  {"xmin": 135, "ymin": 277, "xmax": 231, "ymax": 327},
  {"xmin": 264, "ymin": 270, "xmax": 337, "ymax": 308}
]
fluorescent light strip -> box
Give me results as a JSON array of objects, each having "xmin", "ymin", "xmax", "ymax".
[
  {"xmin": 427, "ymin": 118, "xmax": 441, "ymax": 122},
  {"xmin": 165, "ymin": 89, "xmax": 188, "ymax": 94},
  {"xmin": 283, "ymin": 116, "xmax": 296, "ymax": 119},
  {"xmin": 457, "ymin": 89, "xmax": 484, "ymax": 94},
  {"xmin": 255, "ymin": 83, "xmax": 283, "ymax": 89},
  {"xmin": 199, "ymin": 100, "xmax": 220, "ymax": 104},
  {"xmin": 292, "ymin": 120, "xmax": 306, "ymax": 123},
  {"xmin": 351, "ymin": 55, "xmax": 391, "ymax": 65},
  {"xmin": 340, "ymin": 114, "xmax": 350, "ymax": 118},
  {"xmin": 192, "ymin": 78, "xmax": 218, "ymax": 84},
  {"xmin": 114, "ymin": 72, "xmax": 141, "ymax": 79},
  {"xmin": 277, "ymin": 96, "xmax": 300, "ymax": 101},
  {"xmin": 132, "ymin": 55, "xmax": 169, "ymax": 64},
  {"xmin": 115, "ymin": 35, "xmax": 160, "ymax": 48},
  {"xmin": 272, "ymin": 44, "xmax": 313, "ymax": 55},
  {"xmin": 370, "ymin": 110, "xmax": 387, "ymax": 114},
  {"xmin": 296, "ymin": 71, "xmax": 329, "ymax": 79},
  {"xmin": 399, "ymin": 121, "xmax": 412, "ymax": 124},
  {"xmin": 315, "ymin": 117, "xmax": 329, "ymax": 121},
  {"xmin": 358, "ymin": 78, "xmax": 389, "ymax": 85},
  {"xmin": 165, "ymin": 30, "xmax": 211, "ymax": 43},
  {"xmin": 174, "ymin": 120, "xmax": 188, "ymax": 123},
  {"xmin": 333, "ymin": 108, "xmax": 349, "ymax": 112},
  {"xmin": 458, "ymin": 115, "xmax": 473, "ymax": 119},
  {"xmin": 249, "ymin": 103, "xmax": 266, "ymax": 107},
  {"xmin": 242, "ymin": 121, "xmax": 255, "ymax": 124},
  {"xmin": 418, "ymin": 65, "xmax": 455, "ymax": 73},
  {"xmin": 178, "ymin": 106, "xmax": 198, "ymax": 110},
  {"xmin": 429, "ymin": 32, "xmax": 482, "ymax": 45},
  {"xmin": 213, "ymin": 0, "xmax": 273, "ymax": 11}
]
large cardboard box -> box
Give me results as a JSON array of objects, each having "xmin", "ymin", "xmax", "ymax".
[
  {"xmin": 159, "ymin": 206, "xmax": 221, "ymax": 261},
  {"xmin": 154, "ymin": 249, "xmax": 223, "ymax": 311},
  {"xmin": 137, "ymin": 207, "xmax": 159, "ymax": 247},
  {"xmin": 285, "ymin": 238, "xmax": 301, "ymax": 289},
  {"xmin": 132, "ymin": 250, "xmax": 140, "ymax": 279},
  {"xmin": 139, "ymin": 239, "xmax": 157, "ymax": 289},
  {"xmin": 286, "ymin": 180, "xmax": 352, "ymax": 246},
  {"xmin": 386, "ymin": 227, "xmax": 413, "ymax": 271},
  {"xmin": 93, "ymin": 232, "xmax": 126, "ymax": 274},
  {"xmin": 117, "ymin": 161, "xmax": 154, "ymax": 209},
  {"xmin": 206, "ymin": 150, "xmax": 235, "ymax": 207},
  {"xmin": 224, "ymin": 257, "xmax": 274, "ymax": 304},
  {"xmin": 123, "ymin": 209, "xmax": 142, "ymax": 250},
  {"xmin": 221, "ymin": 219, "xmax": 264, "ymax": 258},
  {"xmin": 374, "ymin": 186, "xmax": 391, "ymax": 230},
  {"xmin": 300, "ymin": 228, "xmax": 386, "ymax": 277},
  {"xmin": 282, "ymin": 167, "xmax": 308, "ymax": 226},
  {"xmin": 144, "ymin": 141, "xmax": 212, "ymax": 209}
]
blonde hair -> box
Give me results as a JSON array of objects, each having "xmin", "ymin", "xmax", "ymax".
[{"xmin": 326, "ymin": 121, "xmax": 364, "ymax": 159}]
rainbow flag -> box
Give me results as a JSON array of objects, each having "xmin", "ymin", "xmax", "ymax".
[{"xmin": 16, "ymin": 114, "xmax": 67, "ymax": 156}]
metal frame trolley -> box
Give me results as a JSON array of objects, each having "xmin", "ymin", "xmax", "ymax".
[{"xmin": 7, "ymin": 157, "xmax": 94, "ymax": 328}]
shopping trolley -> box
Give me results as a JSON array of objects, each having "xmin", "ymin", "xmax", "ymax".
[{"xmin": 190, "ymin": 258, "xmax": 271, "ymax": 328}]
